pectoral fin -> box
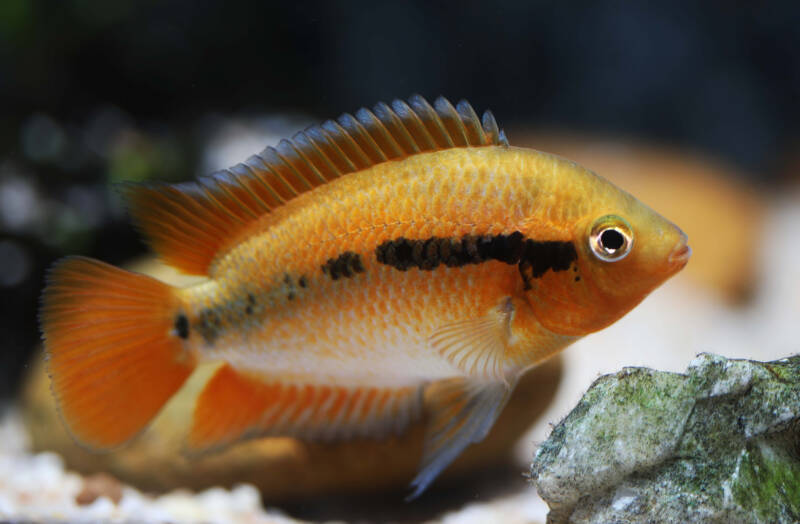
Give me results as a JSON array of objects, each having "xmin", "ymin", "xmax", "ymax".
[
  {"xmin": 429, "ymin": 298, "xmax": 513, "ymax": 381},
  {"xmin": 408, "ymin": 378, "xmax": 511, "ymax": 500}
]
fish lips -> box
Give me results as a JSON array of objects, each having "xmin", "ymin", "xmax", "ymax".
[{"xmin": 667, "ymin": 238, "xmax": 691, "ymax": 271}]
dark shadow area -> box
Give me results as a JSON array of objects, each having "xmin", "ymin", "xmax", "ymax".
[{"xmin": 279, "ymin": 461, "xmax": 527, "ymax": 523}]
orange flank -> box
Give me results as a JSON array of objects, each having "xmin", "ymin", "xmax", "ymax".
[{"xmin": 40, "ymin": 95, "xmax": 690, "ymax": 498}]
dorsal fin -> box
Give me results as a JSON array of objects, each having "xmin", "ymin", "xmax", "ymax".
[{"xmin": 123, "ymin": 95, "xmax": 508, "ymax": 275}]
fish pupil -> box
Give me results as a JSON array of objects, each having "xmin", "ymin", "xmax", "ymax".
[{"xmin": 600, "ymin": 229, "xmax": 625, "ymax": 251}]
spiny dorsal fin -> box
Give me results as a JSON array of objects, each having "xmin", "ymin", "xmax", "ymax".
[{"xmin": 123, "ymin": 95, "xmax": 507, "ymax": 275}]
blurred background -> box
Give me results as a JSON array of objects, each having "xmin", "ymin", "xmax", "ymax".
[{"xmin": 4, "ymin": 0, "xmax": 800, "ymax": 397}]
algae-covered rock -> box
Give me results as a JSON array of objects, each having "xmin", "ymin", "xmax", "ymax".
[{"xmin": 530, "ymin": 353, "xmax": 800, "ymax": 523}]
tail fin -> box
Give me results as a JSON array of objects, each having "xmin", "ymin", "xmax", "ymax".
[{"xmin": 39, "ymin": 256, "xmax": 196, "ymax": 450}]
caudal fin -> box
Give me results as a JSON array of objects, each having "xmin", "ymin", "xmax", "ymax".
[{"xmin": 39, "ymin": 256, "xmax": 196, "ymax": 450}]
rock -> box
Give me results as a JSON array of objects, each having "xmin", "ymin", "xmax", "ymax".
[
  {"xmin": 22, "ymin": 259, "xmax": 562, "ymax": 501},
  {"xmin": 530, "ymin": 353, "xmax": 800, "ymax": 523}
]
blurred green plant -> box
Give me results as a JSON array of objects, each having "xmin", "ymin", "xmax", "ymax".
[
  {"xmin": 107, "ymin": 132, "xmax": 186, "ymax": 184},
  {"xmin": 0, "ymin": 0, "xmax": 32, "ymax": 41}
]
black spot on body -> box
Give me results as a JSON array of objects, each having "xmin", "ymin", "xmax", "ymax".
[
  {"xmin": 445, "ymin": 237, "xmax": 472, "ymax": 267},
  {"xmin": 421, "ymin": 239, "xmax": 439, "ymax": 270},
  {"xmin": 486, "ymin": 231, "xmax": 525, "ymax": 264},
  {"xmin": 377, "ymin": 238, "xmax": 414, "ymax": 271},
  {"xmin": 412, "ymin": 240, "xmax": 426, "ymax": 267},
  {"xmin": 375, "ymin": 232, "xmax": 576, "ymax": 289},
  {"xmin": 298, "ymin": 276, "xmax": 308, "ymax": 288},
  {"xmin": 282, "ymin": 274, "xmax": 298, "ymax": 300},
  {"xmin": 197, "ymin": 308, "xmax": 221, "ymax": 344},
  {"xmin": 351, "ymin": 255, "xmax": 364, "ymax": 273},
  {"xmin": 321, "ymin": 261, "xmax": 338, "ymax": 279},
  {"xmin": 322, "ymin": 251, "xmax": 365, "ymax": 280},
  {"xmin": 200, "ymin": 309, "xmax": 221, "ymax": 327},
  {"xmin": 394, "ymin": 240, "xmax": 414, "ymax": 270},
  {"xmin": 244, "ymin": 292, "xmax": 257, "ymax": 315},
  {"xmin": 174, "ymin": 313, "xmax": 189, "ymax": 339}
]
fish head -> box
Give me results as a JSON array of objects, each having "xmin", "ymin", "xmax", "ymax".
[{"xmin": 521, "ymin": 170, "xmax": 690, "ymax": 337}]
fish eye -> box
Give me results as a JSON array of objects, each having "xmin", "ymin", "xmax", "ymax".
[{"xmin": 589, "ymin": 215, "xmax": 633, "ymax": 262}]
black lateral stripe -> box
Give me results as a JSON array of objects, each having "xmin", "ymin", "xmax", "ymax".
[
  {"xmin": 518, "ymin": 240, "xmax": 578, "ymax": 290},
  {"xmin": 374, "ymin": 233, "xmax": 576, "ymax": 283}
]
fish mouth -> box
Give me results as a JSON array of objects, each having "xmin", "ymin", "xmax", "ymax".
[{"xmin": 668, "ymin": 242, "xmax": 692, "ymax": 269}]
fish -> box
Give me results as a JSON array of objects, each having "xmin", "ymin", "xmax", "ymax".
[{"xmin": 39, "ymin": 95, "xmax": 690, "ymax": 499}]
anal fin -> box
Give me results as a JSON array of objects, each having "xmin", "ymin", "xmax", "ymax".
[
  {"xmin": 189, "ymin": 364, "xmax": 424, "ymax": 452},
  {"xmin": 408, "ymin": 378, "xmax": 511, "ymax": 500}
]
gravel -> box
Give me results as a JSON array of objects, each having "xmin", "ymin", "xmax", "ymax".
[{"xmin": 0, "ymin": 407, "xmax": 300, "ymax": 524}]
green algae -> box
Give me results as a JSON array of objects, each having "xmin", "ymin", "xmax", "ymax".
[{"xmin": 730, "ymin": 435, "xmax": 800, "ymax": 522}]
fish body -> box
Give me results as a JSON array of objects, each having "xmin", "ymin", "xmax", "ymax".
[
  {"xmin": 185, "ymin": 148, "xmax": 581, "ymax": 380},
  {"xmin": 40, "ymin": 96, "xmax": 690, "ymax": 498}
]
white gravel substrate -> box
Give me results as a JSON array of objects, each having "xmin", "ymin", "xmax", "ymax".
[{"xmin": 0, "ymin": 408, "xmax": 300, "ymax": 523}]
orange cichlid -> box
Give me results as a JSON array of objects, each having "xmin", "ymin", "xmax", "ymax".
[{"xmin": 39, "ymin": 95, "xmax": 690, "ymax": 498}]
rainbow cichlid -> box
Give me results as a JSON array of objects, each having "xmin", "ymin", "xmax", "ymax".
[{"xmin": 40, "ymin": 95, "xmax": 690, "ymax": 498}]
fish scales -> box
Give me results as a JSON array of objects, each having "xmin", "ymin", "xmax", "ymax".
[
  {"xmin": 196, "ymin": 151, "xmax": 563, "ymax": 358},
  {"xmin": 188, "ymin": 149, "xmax": 580, "ymax": 381},
  {"xmin": 39, "ymin": 96, "xmax": 690, "ymax": 498}
]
